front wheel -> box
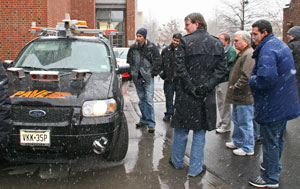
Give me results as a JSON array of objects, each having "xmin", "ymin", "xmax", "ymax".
[{"xmin": 105, "ymin": 114, "xmax": 128, "ymax": 161}]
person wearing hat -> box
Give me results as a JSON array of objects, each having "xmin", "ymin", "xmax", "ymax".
[
  {"xmin": 287, "ymin": 26, "xmax": 300, "ymax": 101},
  {"xmin": 127, "ymin": 28, "xmax": 162, "ymax": 133}
]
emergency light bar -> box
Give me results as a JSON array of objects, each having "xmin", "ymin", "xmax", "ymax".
[
  {"xmin": 72, "ymin": 20, "xmax": 88, "ymax": 28},
  {"xmin": 7, "ymin": 68, "xmax": 25, "ymax": 79},
  {"xmin": 30, "ymin": 71, "xmax": 59, "ymax": 82},
  {"xmin": 29, "ymin": 13, "xmax": 116, "ymax": 37},
  {"xmin": 71, "ymin": 69, "xmax": 90, "ymax": 80}
]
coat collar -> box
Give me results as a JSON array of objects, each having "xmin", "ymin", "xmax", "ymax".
[
  {"xmin": 135, "ymin": 39, "xmax": 148, "ymax": 47},
  {"xmin": 252, "ymin": 33, "xmax": 274, "ymax": 59},
  {"xmin": 224, "ymin": 45, "xmax": 231, "ymax": 53},
  {"xmin": 238, "ymin": 46, "xmax": 251, "ymax": 56},
  {"xmin": 289, "ymin": 36, "xmax": 300, "ymax": 44}
]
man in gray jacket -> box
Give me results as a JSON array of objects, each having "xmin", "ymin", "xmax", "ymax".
[
  {"xmin": 127, "ymin": 28, "xmax": 162, "ymax": 133},
  {"xmin": 225, "ymin": 31, "xmax": 255, "ymax": 156}
]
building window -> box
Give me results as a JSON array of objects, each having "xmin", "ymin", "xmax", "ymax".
[{"xmin": 96, "ymin": 9, "xmax": 125, "ymax": 47}]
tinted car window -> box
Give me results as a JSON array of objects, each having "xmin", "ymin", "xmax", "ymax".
[{"xmin": 15, "ymin": 39, "xmax": 111, "ymax": 72}]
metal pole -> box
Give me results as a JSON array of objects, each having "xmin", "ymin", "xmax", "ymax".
[
  {"xmin": 242, "ymin": 0, "xmax": 245, "ymax": 30},
  {"xmin": 242, "ymin": 0, "xmax": 248, "ymax": 30}
]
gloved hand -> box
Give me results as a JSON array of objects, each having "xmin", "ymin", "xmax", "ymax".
[
  {"xmin": 195, "ymin": 85, "xmax": 209, "ymax": 98},
  {"xmin": 159, "ymin": 73, "xmax": 167, "ymax": 80},
  {"xmin": 151, "ymin": 73, "xmax": 158, "ymax": 77}
]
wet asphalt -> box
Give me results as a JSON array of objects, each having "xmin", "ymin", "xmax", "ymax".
[
  {"xmin": 0, "ymin": 77, "xmax": 299, "ymax": 188},
  {"xmin": 128, "ymin": 78, "xmax": 300, "ymax": 189}
]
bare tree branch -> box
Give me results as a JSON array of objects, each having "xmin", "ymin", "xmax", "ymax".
[
  {"xmin": 211, "ymin": 0, "xmax": 284, "ymax": 37},
  {"xmin": 158, "ymin": 19, "xmax": 183, "ymax": 45}
]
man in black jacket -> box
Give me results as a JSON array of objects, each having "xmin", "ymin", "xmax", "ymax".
[
  {"xmin": 287, "ymin": 26, "xmax": 300, "ymax": 102},
  {"xmin": 160, "ymin": 33, "xmax": 182, "ymax": 122},
  {"xmin": 0, "ymin": 60, "xmax": 12, "ymax": 157},
  {"xmin": 127, "ymin": 28, "xmax": 162, "ymax": 133},
  {"xmin": 169, "ymin": 13, "xmax": 226, "ymax": 177}
]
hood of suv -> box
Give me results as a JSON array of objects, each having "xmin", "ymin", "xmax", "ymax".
[{"xmin": 8, "ymin": 72, "xmax": 114, "ymax": 107}]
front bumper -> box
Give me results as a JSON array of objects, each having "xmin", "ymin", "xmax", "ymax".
[{"xmin": 7, "ymin": 110, "xmax": 122, "ymax": 158}]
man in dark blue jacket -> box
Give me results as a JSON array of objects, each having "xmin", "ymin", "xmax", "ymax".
[
  {"xmin": 248, "ymin": 20, "xmax": 300, "ymax": 188},
  {"xmin": 0, "ymin": 60, "xmax": 12, "ymax": 157}
]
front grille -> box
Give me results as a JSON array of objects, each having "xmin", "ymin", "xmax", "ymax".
[{"xmin": 12, "ymin": 105, "xmax": 73, "ymax": 123}]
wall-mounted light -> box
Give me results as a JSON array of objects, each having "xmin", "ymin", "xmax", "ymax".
[{"xmin": 286, "ymin": 21, "xmax": 294, "ymax": 28}]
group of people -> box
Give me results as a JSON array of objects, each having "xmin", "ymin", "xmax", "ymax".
[{"xmin": 127, "ymin": 12, "xmax": 300, "ymax": 188}]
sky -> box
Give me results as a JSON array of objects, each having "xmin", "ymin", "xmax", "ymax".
[
  {"xmin": 138, "ymin": 0, "xmax": 292, "ymax": 26},
  {"xmin": 138, "ymin": 0, "xmax": 221, "ymax": 25}
]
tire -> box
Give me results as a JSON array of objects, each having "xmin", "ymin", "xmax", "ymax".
[{"xmin": 105, "ymin": 114, "xmax": 129, "ymax": 161}]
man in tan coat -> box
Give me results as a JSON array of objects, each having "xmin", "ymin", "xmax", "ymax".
[{"xmin": 225, "ymin": 31, "xmax": 255, "ymax": 156}]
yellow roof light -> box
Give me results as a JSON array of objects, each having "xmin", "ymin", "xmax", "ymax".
[{"xmin": 72, "ymin": 20, "xmax": 88, "ymax": 28}]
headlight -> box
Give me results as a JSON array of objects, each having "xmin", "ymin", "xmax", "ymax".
[{"xmin": 82, "ymin": 99, "xmax": 117, "ymax": 117}]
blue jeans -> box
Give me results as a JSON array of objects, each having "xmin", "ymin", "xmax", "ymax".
[
  {"xmin": 135, "ymin": 77, "xmax": 155, "ymax": 127},
  {"xmin": 171, "ymin": 128, "xmax": 206, "ymax": 176},
  {"xmin": 231, "ymin": 104, "xmax": 254, "ymax": 153},
  {"xmin": 163, "ymin": 80, "xmax": 175, "ymax": 116},
  {"xmin": 260, "ymin": 121, "xmax": 286, "ymax": 184}
]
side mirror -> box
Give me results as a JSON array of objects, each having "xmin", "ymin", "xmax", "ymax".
[
  {"xmin": 3, "ymin": 60, "xmax": 14, "ymax": 69},
  {"xmin": 116, "ymin": 62, "xmax": 130, "ymax": 75}
]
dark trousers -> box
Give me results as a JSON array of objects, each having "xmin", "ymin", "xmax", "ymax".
[
  {"xmin": 163, "ymin": 80, "xmax": 175, "ymax": 116},
  {"xmin": 261, "ymin": 121, "xmax": 287, "ymax": 184}
]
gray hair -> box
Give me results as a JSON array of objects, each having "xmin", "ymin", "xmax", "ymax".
[{"xmin": 234, "ymin": 31, "xmax": 251, "ymax": 44}]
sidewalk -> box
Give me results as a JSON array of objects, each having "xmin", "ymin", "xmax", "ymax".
[{"xmin": 126, "ymin": 78, "xmax": 300, "ymax": 188}]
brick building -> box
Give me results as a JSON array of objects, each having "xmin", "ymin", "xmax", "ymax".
[
  {"xmin": 283, "ymin": 0, "xmax": 300, "ymax": 43},
  {"xmin": 0, "ymin": 0, "xmax": 138, "ymax": 60}
]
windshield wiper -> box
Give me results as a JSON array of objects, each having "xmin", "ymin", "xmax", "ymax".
[
  {"xmin": 46, "ymin": 68, "xmax": 78, "ymax": 71},
  {"xmin": 20, "ymin": 66, "xmax": 47, "ymax": 71},
  {"xmin": 119, "ymin": 51, "xmax": 125, "ymax": 57}
]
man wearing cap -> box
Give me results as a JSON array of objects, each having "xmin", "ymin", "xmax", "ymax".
[
  {"xmin": 287, "ymin": 26, "xmax": 300, "ymax": 101},
  {"xmin": 127, "ymin": 28, "xmax": 162, "ymax": 133}
]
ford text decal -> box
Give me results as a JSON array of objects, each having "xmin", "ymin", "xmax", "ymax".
[{"xmin": 10, "ymin": 90, "xmax": 71, "ymax": 99}]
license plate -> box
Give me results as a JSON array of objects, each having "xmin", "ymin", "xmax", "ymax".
[{"xmin": 20, "ymin": 129, "xmax": 51, "ymax": 146}]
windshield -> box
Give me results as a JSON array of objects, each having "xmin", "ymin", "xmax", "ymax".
[
  {"xmin": 113, "ymin": 48, "xmax": 129, "ymax": 59},
  {"xmin": 15, "ymin": 39, "xmax": 111, "ymax": 73}
]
